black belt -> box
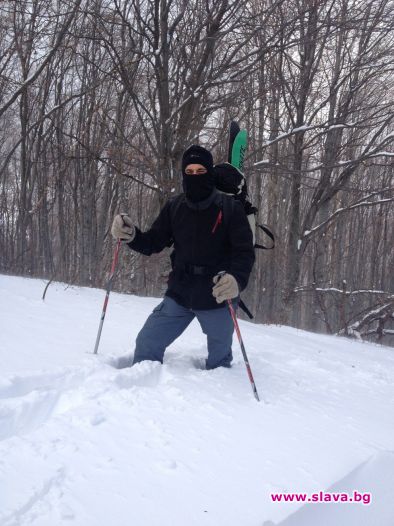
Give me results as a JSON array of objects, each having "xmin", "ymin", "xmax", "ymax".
[{"xmin": 178, "ymin": 263, "xmax": 214, "ymax": 276}]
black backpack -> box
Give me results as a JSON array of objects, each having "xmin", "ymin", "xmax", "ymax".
[{"xmin": 214, "ymin": 162, "xmax": 275, "ymax": 251}]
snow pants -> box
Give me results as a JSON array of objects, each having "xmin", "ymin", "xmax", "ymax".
[{"xmin": 133, "ymin": 295, "xmax": 236, "ymax": 369}]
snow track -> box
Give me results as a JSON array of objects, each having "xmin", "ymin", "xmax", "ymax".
[
  {"xmin": 1, "ymin": 468, "xmax": 67, "ymax": 526},
  {"xmin": 0, "ymin": 387, "xmax": 63, "ymax": 441},
  {"xmin": 0, "ymin": 359, "xmax": 171, "ymax": 526},
  {"xmin": 0, "ymin": 358, "xmax": 168, "ymax": 441},
  {"xmin": 0, "ymin": 368, "xmax": 93, "ymax": 440}
]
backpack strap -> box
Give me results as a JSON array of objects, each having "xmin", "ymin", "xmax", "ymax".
[
  {"xmin": 238, "ymin": 299, "xmax": 254, "ymax": 319},
  {"xmin": 214, "ymin": 191, "xmax": 234, "ymax": 229},
  {"xmin": 169, "ymin": 194, "xmax": 185, "ymax": 228},
  {"xmin": 255, "ymin": 224, "xmax": 275, "ymax": 250}
]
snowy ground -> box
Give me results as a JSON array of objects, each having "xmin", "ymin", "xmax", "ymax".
[{"xmin": 0, "ymin": 274, "xmax": 393, "ymax": 526}]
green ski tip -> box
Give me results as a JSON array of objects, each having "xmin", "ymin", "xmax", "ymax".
[{"xmin": 231, "ymin": 129, "xmax": 248, "ymax": 171}]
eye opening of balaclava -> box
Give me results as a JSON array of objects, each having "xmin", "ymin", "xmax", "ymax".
[{"xmin": 182, "ymin": 145, "xmax": 215, "ymax": 203}]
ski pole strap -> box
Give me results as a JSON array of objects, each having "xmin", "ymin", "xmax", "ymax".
[
  {"xmin": 239, "ymin": 299, "xmax": 254, "ymax": 319},
  {"xmin": 111, "ymin": 239, "xmax": 122, "ymax": 275},
  {"xmin": 255, "ymin": 224, "xmax": 275, "ymax": 250}
]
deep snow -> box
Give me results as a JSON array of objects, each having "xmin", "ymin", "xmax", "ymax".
[{"xmin": 0, "ymin": 274, "xmax": 393, "ymax": 526}]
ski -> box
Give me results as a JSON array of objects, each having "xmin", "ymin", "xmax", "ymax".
[
  {"xmin": 228, "ymin": 121, "xmax": 240, "ymax": 163},
  {"xmin": 228, "ymin": 121, "xmax": 248, "ymax": 171}
]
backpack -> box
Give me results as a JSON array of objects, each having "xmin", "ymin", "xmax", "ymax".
[{"xmin": 214, "ymin": 162, "xmax": 275, "ymax": 251}]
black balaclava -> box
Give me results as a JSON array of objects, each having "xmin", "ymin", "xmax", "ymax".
[{"xmin": 182, "ymin": 145, "xmax": 215, "ymax": 203}]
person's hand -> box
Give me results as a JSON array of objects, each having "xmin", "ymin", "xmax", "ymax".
[
  {"xmin": 212, "ymin": 273, "xmax": 239, "ymax": 303},
  {"xmin": 111, "ymin": 214, "xmax": 135, "ymax": 242}
]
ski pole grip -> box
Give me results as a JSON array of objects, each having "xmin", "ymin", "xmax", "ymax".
[
  {"xmin": 216, "ymin": 270, "xmax": 226, "ymax": 282},
  {"xmin": 120, "ymin": 213, "xmax": 128, "ymax": 228}
]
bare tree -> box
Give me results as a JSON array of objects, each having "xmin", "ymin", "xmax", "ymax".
[{"xmin": 0, "ymin": 0, "xmax": 393, "ymax": 345}]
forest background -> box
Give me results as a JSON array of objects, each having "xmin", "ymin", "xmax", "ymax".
[{"xmin": 0, "ymin": 0, "xmax": 393, "ymax": 344}]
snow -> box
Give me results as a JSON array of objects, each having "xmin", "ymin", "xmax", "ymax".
[
  {"xmin": 1, "ymin": 274, "xmax": 394, "ymax": 526},
  {"xmin": 369, "ymin": 151, "xmax": 394, "ymax": 158},
  {"xmin": 277, "ymin": 452, "xmax": 394, "ymax": 526},
  {"xmin": 291, "ymin": 125, "xmax": 309, "ymax": 132},
  {"xmin": 254, "ymin": 159, "xmax": 270, "ymax": 166},
  {"xmin": 315, "ymin": 287, "xmax": 390, "ymax": 296}
]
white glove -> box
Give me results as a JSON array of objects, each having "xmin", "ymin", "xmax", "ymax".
[
  {"xmin": 212, "ymin": 273, "xmax": 239, "ymax": 303},
  {"xmin": 111, "ymin": 214, "xmax": 135, "ymax": 242}
]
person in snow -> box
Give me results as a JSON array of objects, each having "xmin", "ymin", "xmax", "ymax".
[{"xmin": 111, "ymin": 145, "xmax": 255, "ymax": 369}]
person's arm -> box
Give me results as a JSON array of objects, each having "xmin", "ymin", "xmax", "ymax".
[
  {"xmin": 127, "ymin": 201, "xmax": 173, "ymax": 256},
  {"xmin": 227, "ymin": 200, "xmax": 255, "ymax": 291}
]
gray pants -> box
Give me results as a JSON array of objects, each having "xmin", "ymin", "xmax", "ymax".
[{"xmin": 133, "ymin": 296, "xmax": 235, "ymax": 369}]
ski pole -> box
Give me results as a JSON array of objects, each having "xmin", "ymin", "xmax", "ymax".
[
  {"xmin": 227, "ymin": 299, "xmax": 260, "ymax": 401},
  {"xmin": 217, "ymin": 272, "xmax": 260, "ymax": 401},
  {"xmin": 93, "ymin": 238, "xmax": 122, "ymax": 354}
]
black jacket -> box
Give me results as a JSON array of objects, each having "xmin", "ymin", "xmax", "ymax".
[{"xmin": 128, "ymin": 190, "xmax": 255, "ymax": 310}]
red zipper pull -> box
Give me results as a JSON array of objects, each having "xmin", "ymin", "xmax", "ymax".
[{"xmin": 212, "ymin": 210, "xmax": 223, "ymax": 234}]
